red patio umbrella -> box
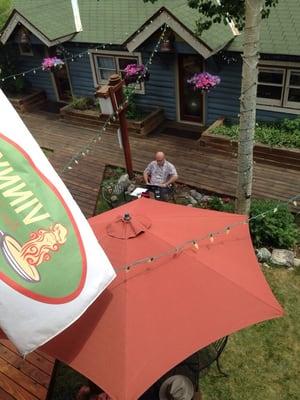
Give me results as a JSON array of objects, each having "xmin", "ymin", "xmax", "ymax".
[{"xmin": 8, "ymin": 198, "xmax": 285, "ymax": 399}]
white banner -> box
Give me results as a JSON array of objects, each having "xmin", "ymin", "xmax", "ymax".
[{"xmin": 0, "ymin": 90, "xmax": 116, "ymax": 355}]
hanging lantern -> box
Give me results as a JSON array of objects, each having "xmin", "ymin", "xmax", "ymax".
[
  {"xmin": 18, "ymin": 27, "xmax": 31, "ymax": 44},
  {"xmin": 159, "ymin": 30, "xmax": 175, "ymax": 53}
]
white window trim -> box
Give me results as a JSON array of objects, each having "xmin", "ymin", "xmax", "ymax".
[
  {"xmin": 257, "ymin": 67, "xmax": 285, "ymax": 106},
  {"xmin": 283, "ymin": 69, "xmax": 300, "ymax": 109},
  {"xmin": 256, "ymin": 104, "xmax": 300, "ymax": 115},
  {"xmin": 257, "ymin": 64, "xmax": 300, "ymax": 111},
  {"xmin": 89, "ymin": 49, "xmax": 145, "ymax": 94},
  {"xmin": 18, "ymin": 42, "xmax": 33, "ymax": 56}
]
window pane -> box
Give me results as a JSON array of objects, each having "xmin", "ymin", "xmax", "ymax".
[
  {"xmin": 288, "ymin": 88, "xmax": 300, "ymax": 103},
  {"xmin": 99, "ymin": 69, "xmax": 116, "ymax": 80},
  {"xmin": 257, "ymin": 84, "xmax": 282, "ymax": 100},
  {"xmin": 97, "ymin": 56, "xmax": 115, "ymax": 69},
  {"xmin": 289, "ymin": 72, "xmax": 300, "ymax": 87},
  {"xmin": 258, "ymin": 70, "xmax": 283, "ymax": 85},
  {"xmin": 20, "ymin": 43, "xmax": 32, "ymax": 54},
  {"xmin": 118, "ymin": 57, "xmax": 137, "ymax": 71}
]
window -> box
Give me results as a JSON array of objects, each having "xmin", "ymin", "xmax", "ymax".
[
  {"xmin": 257, "ymin": 68, "xmax": 285, "ymax": 106},
  {"xmin": 18, "ymin": 43, "xmax": 33, "ymax": 56},
  {"xmin": 91, "ymin": 51, "xmax": 144, "ymax": 94},
  {"xmin": 257, "ymin": 65, "xmax": 300, "ymax": 112},
  {"xmin": 284, "ymin": 70, "xmax": 300, "ymax": 109}
]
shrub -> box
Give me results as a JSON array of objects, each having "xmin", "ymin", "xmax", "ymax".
[
  {"xmin": 70, "ymin": 96, "xmax": 95, "ymax": 110},
  {"xmin": 249, "ymin": 199, "xmax": 299, "ymax": 249},
  {"xmin": 213, "ymin": 119, "xmax": 300, "ymax": 149},
  {"xmin": 123, "ymin": 86, "xmax": 145, "ymax": 120},
  {"xmin": 206, "ymin": 196, "xmax": 234, "ymax": 213}
]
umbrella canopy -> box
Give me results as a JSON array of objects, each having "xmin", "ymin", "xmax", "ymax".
[{"xmin": 41, "ymin": 198, "xmax": 283, "ymax": 399}]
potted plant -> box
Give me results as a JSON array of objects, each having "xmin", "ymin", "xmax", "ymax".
[
  {"xmin": 187, "ymin": 72, "xmax": 221, "ymax": 92},
  {"xmin": 124, "ymin": 63, "xmax": 150, "ymax": 85},
  {"xmin": 42, "ymin": 56, "xmax": 65, "ymax": 72}
]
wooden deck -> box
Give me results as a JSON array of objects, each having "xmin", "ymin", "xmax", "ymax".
[
  {"xmin": 22, "ymin": 112, "xmax": 300, "ymax": 218},
  {"xmin": 0, "ymin": 340, "xmax": 54, "ymax": 400}
]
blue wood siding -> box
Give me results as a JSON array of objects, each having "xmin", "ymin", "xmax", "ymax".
[
  {"xmin": 206, "ymin": 59, "xmax": 242, "ymax": 125},
  {"xmin": 10, "ymin": 43, "xmax": 57, "ymax": 100},
  {"xmin": 205, "ymin": 57, "xmax": 298, "ymax": 124},
  {"xmin": 135, "ymin": 52, "xmax": 177, "ymax": 120},
  {"xmin": 63, "ymin": 44, "xmax": 96, "ymax": 97}
]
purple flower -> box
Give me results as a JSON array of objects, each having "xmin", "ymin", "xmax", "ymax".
[
  {"xmin": 42, "ymin": 57, "xmax": 64, "ymax": 71},
  {"xmin": 187, "ymin": 72, "xmax": 221, "ymax": 92},
  {"xmin": 124, "ymin": 63, "xmax": 147, "ymax": 77}
]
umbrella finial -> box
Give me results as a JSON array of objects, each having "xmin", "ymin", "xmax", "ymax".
[{"xmin": 123, "ymin": 213, "xmax": 131, "ymax": 222}]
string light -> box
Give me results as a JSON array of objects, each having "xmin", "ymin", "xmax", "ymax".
[{"xmin": 120, "ymin": 193, "xmax": 300, "ymax": 272}]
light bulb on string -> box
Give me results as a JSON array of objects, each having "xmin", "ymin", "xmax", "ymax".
[
  {"xmin": 209, "ymin": 234, "xmax": 214, "ymax": 243},
  {"xmin": 293, "ymin": 200, "xmax": 297, "ymax": 207},
  {"xmin": 192, "ymin": 241, "xmax": 199, "ymax": 251},
  {"xmin": 226, "ymin": 227, "xmax": 230, "ymax": 235}
]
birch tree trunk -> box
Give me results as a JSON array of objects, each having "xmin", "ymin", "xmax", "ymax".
[{"xmin": 235, "ymin": 0, "xmax": 264, "ymax": 215}]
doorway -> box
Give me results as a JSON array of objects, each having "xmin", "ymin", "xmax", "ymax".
[
  {"xmin": 178, "ymin": 54, "xmax": 204, "ymax": 123},
  {"xmin": 52, "ymin": 65, "xmax": 72, "ymax": 102}
]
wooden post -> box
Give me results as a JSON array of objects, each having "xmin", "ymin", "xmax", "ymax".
[
  {"xmin": 118, "ymin": 107, "xmax": 134, "ymax": 179},
  {"xmin": 108, "ymin": 74, "xmax": 134, "ymax": 179}
]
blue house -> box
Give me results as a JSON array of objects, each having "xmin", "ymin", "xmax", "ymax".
[{"xmin": 1, "ymin": 0, "xmax": 299, "ymax": 127}]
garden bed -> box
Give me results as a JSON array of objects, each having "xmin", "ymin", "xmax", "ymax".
[
  {"xmin": 8, "ymin": 89, "xmax": 47, "ymax": 113},
  {"xmin": 200, "ymin": 118, "xmax": 300, "ymax": 171},
  {"xmin": 60, "ymin": 104, "xmax": 165, "ymax": 136}
]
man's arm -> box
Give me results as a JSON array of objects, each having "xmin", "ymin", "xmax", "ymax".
[
  {"xmin": 143, "ymin": 170, "xmax": 150, "ymax": 184},
  {"xmin": 143, "ymin": 163, "xmax": 152, "ymax": 184},
  {"xmin": 164, "ymin": 174, "xmax": 178, "ymax": 186},
  {"xmin": 162, "ymin": 162, "xmax": 178, "ymax": 186}
]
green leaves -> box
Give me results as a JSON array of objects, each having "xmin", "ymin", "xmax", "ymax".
[
  {"xmin": 213, "ymin": 120, "xmax": 300, "ymax": 149},
  {"xmin": 143, "ymin": 0, "xmax": 278, "ymax": 33},
  {"xmin": 249, "ymin": 199, "xmax": 299, "ymax": 249}
]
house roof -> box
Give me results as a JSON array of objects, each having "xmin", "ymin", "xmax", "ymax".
[
  {"xmin": 6, "ymin": 0, "xmax": 235, "ymax": 54},
  {"xmin": 227, "ymin": 0, "xmax": 300, "ymax": 56},
  {"xmin": 3, "ymin": 0, "xmax": 300, "ymax": 56},
  {"xmin": 11, "ymin": 0, "xmax": 77, "ymax": 41}
]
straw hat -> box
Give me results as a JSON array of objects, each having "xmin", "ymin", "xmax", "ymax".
[{"xmin": 159, "ymin": 375, "xmax": 194, "ymax": 400}]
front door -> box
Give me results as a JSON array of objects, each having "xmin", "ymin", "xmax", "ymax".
[
  {"xmin": 52, "ymin": 66, "xmax": 72, "ymax": 102},
  {"xmin": 178, "ymin": 55, "xmax": 203, "ymax": 123}
]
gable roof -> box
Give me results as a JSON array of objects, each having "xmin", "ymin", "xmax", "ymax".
[
  {"xmin": 228, "ymin": 0, "xmax": 300, "ymax": 56},
  {"xmin": 2, "ymin": 0, "xmax": 235, "ymax": 55},
  {"xmin": 16, "ymin": 0, "xmax": 76, "ymax": 40},
  {"xmin": 2, "ymin": 0, "xmax": 300, "ymax": 57}
]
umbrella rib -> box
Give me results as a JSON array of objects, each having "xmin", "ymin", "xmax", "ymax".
[
  {"xmin": 182, "ymin": 250, "xmax": 283, "ymax": 315},
  {"xmin": 129, "ymin": 228, "xmax": 282, "ymax": 315}
]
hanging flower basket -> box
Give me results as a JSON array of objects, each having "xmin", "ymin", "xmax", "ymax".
[
  {"xmin": 42, "ymin": 57, "xmax": 64, "ymax": 72},
  {"xmin": 124, "ymin": 64, "xmax": 150, "ymax": 85},
  {"xmin": 187, "ymin": 72, "xmax": 221, "ymax": 93}
]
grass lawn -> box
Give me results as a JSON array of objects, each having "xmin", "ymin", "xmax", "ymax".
[{"xmin": 201, "ymin": 267, "xmax": 300, "ymax": 400}]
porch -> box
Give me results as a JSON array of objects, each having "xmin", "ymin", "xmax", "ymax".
[{"xmin": 19, "ymin": 112, "xmax": 300, "ymax": 218}]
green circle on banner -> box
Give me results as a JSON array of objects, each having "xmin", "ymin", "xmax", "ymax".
[{"xmin": 0, "ymin": 133, "xmax": 87, "ymax": 304}]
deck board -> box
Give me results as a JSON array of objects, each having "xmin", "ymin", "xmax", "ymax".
[
  {"xmin": 0, "ymin": 340, "xmax": 54, "ymax": 400},
  {"xmin": 20, "ymin": 112, "xmax": 300, "ymax": 217}
]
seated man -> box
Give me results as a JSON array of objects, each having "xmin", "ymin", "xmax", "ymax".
[{"xmin": 143, "ymin": 151, "xmax": 178, "ymax": 198}]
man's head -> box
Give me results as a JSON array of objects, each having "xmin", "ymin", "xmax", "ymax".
[{"xmin": 155, "ymin": 151, "xmax": 165, "ymax": 166}]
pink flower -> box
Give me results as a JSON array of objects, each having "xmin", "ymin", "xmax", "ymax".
[
  {"xmin": 124, "ymin": 63, "xmax": 146, "ymax": 77},
  {"xmin": 187, "ymin": 72, "xmax": 221, "ymax": 92},
  {"xmin": 42, "ymin": 57, "xmax": 64, "ymax": 71}
]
